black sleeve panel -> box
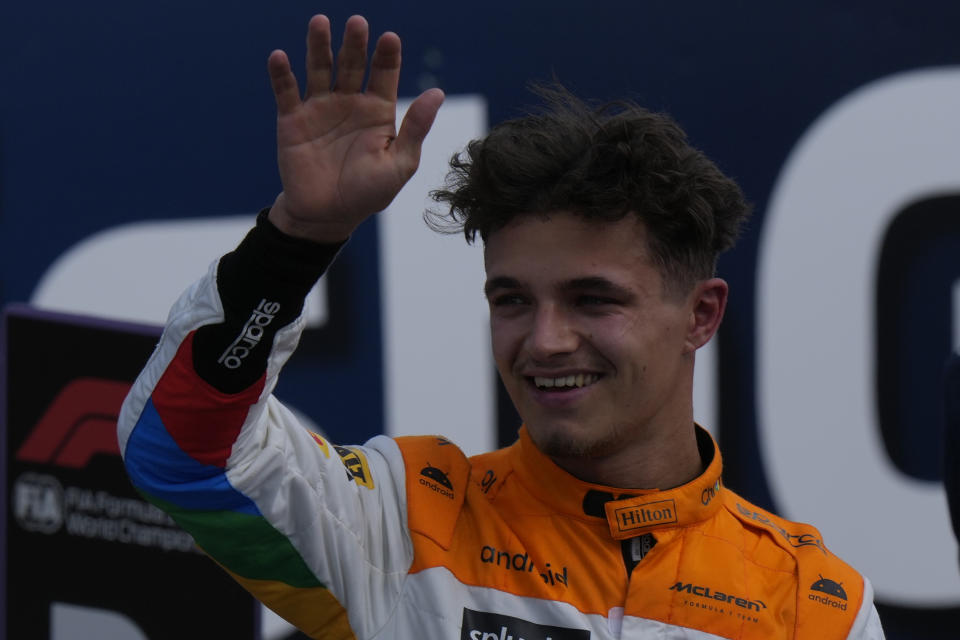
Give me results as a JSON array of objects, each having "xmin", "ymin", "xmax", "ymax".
[{"xmin": 192, "ymin": 208, "xmax": 346, "ymax": 393}]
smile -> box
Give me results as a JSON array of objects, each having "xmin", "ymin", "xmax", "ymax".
[{"xmin": 532, "ymin": 373, "xmax": 600, "ymax": 390}]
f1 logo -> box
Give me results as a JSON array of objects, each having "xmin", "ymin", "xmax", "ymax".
[{"xmin": 15, "ymin": 377, "xmax": 130, "ymax": 468}]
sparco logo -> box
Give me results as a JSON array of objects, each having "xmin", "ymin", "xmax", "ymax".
[
  {"xmin": 669, "ymin": 582, "xmax": 767, "ymax": 613},
  {"xmin": 460, "ymin": 608, "xmax": 589, "ymax": 640},
  {"xmin": 218, "ymin": 299, "xmax": 280, "ymax": 369},
  {"xmin": 13, "ymin": 473, "xmax": 65, "ymax": 534}
]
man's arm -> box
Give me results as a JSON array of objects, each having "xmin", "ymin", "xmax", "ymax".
[{"xmin": 117, "ymin": 15, "xmax": 442, "ymax": 637}]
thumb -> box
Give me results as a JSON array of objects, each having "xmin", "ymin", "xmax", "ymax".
[{"xmin": 392, "ymin": 88, "xmax": 445, "ymax": 177}]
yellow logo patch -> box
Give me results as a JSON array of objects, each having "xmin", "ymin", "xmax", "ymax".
[{"xmin": 334, "ymin": 445, "xmax": 375, "ymax": 490}]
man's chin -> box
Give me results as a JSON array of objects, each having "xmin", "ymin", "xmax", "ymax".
[{"xmin": 527, "ymin": 424, "xmax": 620, "ymax": 460}]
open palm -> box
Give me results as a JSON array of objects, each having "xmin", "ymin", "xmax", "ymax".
[{"xmin": 267, "ymin": 15, "xmax": 444, "ymax": 243}]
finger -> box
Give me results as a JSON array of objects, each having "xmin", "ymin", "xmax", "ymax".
[
  {"xmin": 305, "ymin": 15, "xmax": 334, "ymax": 98},
  {"xmin": 268, "ymin": 50, "xmax": 301, "ymax": 115},
  {"xmin": 366, "ymin": 31, "xmax": 401, "ymax": 102},
  {"xmin": 334, "ymin": 15, "xmax": 369, "ymax": 93},
  {"xmin": 306, "ymin": 15, "xmax": 333, "ymax": 98},
  {"xmin": 393, "ymin": 88, "xmax": 445, "ymax": 176}
]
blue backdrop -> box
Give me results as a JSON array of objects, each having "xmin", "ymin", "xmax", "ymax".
[{"xmin": 3, "ymin": 2, "xmax": 959, "ymax": 637}]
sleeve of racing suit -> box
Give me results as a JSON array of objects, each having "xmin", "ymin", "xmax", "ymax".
[
  {"xmin": 117, "ymin": 210, "xmax": 413, "ymax": 639},
  {"xmin": 846, "ymin": 578, "xmax": 886, "ymax": 639}
]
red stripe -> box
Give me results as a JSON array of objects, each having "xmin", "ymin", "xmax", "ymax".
[{"xmin": 152, "ymin": 332, "xmax": 266, "ymax": 467}]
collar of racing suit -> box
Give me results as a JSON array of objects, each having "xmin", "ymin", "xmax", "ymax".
[{"xmin": 509, "ymin": 425, "xmax": 724, "ymax": 540}]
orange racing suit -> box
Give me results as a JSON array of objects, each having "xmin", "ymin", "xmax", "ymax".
[{"xmin": 118, "ymin": 212, "xmax": 885, "ymax": 639}]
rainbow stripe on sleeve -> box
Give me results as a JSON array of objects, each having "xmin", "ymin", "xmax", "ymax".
[{"xmin": 122, "ymin": 332, "xmax": 339, "ymax": 628}]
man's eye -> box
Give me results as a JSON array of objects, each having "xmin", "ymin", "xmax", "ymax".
[{"xmin": 491, "ymin": 294, "xmax": 527, "ymax": 307}]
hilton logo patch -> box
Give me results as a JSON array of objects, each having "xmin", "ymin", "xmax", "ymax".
[{"xmin": 608, "ymin": 498, "xmax": 677, "ymax": 536}]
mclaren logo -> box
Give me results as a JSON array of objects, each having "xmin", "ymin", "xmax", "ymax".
[{"xmin": 669, "ymin": 582, "xmax": 767, "ymax": 613}]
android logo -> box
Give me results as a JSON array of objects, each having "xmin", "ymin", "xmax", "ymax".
[
  {"xmin": 420, "ymin": 464, "xmax": 453, "ymax": 490},
  {"xmin": 810, "ymin": 575, "xmax": 847, "ymax": 600}
]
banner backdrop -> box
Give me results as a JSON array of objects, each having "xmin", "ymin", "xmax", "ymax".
[
  {"xmin": 2, "ymin": 306, "xmax": 257, "ymax": 638},
  {"xmin": 2, "ymin": 2, "xmax": 959, "ymax": 638}
]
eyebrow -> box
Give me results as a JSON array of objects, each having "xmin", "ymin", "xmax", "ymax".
[
  {"xmin": 563, "ymin": 277, "xmax": 635, "ymax": 299},
  {"xmin": 484, "ymin": 275, "xmax": 635, "ymax": 299},
  {"xmin": 484, "ymin": 276, "xmax": 521, "ymax": 298}
]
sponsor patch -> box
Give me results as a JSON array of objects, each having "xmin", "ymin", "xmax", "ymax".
[
  {"xmin": 217, "ymin": 299, "xmax": 280, "ymax": 369},
  {"xmin": 701, "ymin": 479, "xmax": 721, "ymax": 506},
  {"xmin": 735, "ymin": 503, "xmax": 826, "ymax": 553},
  {"xmin": 607, "ymin": 498, "xmax": 677, "ymax": 536},
  {"xmin": 669, "ymin": 582, "xmax": 765, "ymax": 623},
  {"xmin": 460, "ymin": 608, "xmax": 590, "ymax": 640},
  {"xmin": 419, "ymin": 464, "xmax": 454, "ymax": 499},
  {"xmin": 421, "ymin": 464, "xmax": 453, "ymax": 489},
  {"xmin": 809, "ymin": 575, "xmax": 848, "ymax": 610},
  {"xmin": 811, "ymin": 575, "xmax": 847, "ymax": 600},
  {"xmin": 479, "ymin": 545, "xmax": 569, "ymax": 587},
  {"xmin": 333, "ymin": 446, "xmax": 374, "ymax": 489}
]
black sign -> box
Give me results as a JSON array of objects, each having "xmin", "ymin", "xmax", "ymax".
[
  {"xmin": 2, "ymin": 305, "xmax": 256, "ymax": 639},
  {"xmin": 460, "ymin": 608, "xmax": 590, "ymax": 640}
]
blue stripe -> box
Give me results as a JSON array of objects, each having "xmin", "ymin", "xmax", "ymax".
[{"xmin": 124, "ymin": 398, "xmax": 260, "ymax": 515}]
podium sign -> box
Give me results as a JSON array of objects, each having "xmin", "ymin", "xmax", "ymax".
[{"xmin": 2, "ymin": 305, "xmax": 257, "ymax": 639}]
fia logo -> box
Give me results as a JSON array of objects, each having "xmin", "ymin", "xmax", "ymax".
[{"xmin": 13, "ymin": 473, "xmax": 65, "ymax": 534}]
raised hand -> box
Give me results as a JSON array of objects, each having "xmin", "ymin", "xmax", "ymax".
[{"xmin": 267, "ymin": 15, "xmax": 444, "ymax": 243}]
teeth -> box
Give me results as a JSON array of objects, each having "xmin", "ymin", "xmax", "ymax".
[{"xmin": 533, "ymin": 373, "xmax": 599, "ymax": 389}]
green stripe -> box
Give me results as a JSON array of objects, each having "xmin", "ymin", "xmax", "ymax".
[{"xmin": 145, "ymin": 493, "xmax": 324, "ymax": 589}]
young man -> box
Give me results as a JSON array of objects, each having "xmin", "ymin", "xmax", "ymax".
[{"xmin": 118, "ymin": 14, "xmax": 885, "ymax": 639}]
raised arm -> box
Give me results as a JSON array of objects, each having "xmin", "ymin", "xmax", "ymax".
[
  {"xmin": 117, "ymin": 16, "xmax": 443, "ymax": 638},
  {"xmin": 266, "ymin": 14, "xmax": 444, "ymax": 243}
]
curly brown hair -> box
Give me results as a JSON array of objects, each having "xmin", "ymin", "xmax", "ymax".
[{"xmin": 428, "ymin": 84, "xmax": 751, "ymax": 296}]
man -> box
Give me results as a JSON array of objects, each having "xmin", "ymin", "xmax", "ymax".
[{"xmin": 118, "ymin": 14, "xmax": 885, "ymax": 639}]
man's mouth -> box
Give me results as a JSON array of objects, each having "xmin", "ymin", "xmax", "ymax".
[{"xmin": 531, "ymin": 373, "xmax": 601, "ymax": 391}]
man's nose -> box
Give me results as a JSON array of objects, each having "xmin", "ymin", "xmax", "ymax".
[{"xmin": 526, "ymin": 305, "xmax": 578, "ymax": 359}]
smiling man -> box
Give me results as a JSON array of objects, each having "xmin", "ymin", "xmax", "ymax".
[
  {"xmin": 118, "ymin": 14, "xmax": 885, "ymax": 640},
  {"xmin": 481, "ymin": 213, "xmax": 718, "ymax": 489}
]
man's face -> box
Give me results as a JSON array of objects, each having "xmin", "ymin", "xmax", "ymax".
[{"xmin": 483, "ymin": 212, "xmax": 699, "ymax": 462}]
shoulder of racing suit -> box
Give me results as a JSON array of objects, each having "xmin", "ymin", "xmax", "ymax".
[
  {"xmin": 721, "ymin": 491, "xmax": 869, "ymax": 638},
  {"xmin": 394, "ymin": 435, "xmax": 472, "ymax": 549}
]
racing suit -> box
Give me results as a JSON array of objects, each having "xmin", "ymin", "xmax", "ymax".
[{"xmin": 118, "ymin": 212, "xmax": 885, "ymax": 639}]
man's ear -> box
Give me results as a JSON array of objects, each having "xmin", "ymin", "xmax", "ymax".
[{"xmin": 684, "ymin": 278, "xmax": 728, "ymax": 353}]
